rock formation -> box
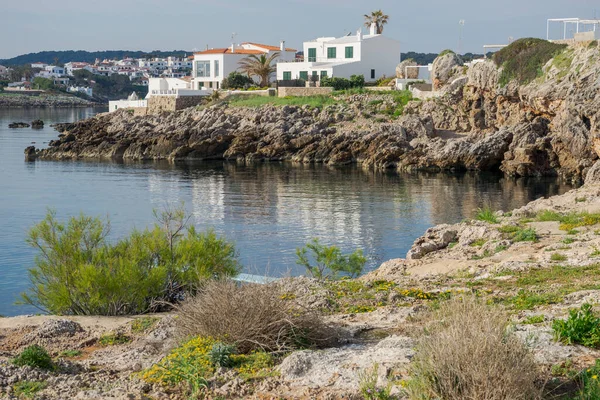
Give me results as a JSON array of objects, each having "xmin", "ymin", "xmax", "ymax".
[{"xmin": 396, "ymin": 59, "xmax": 418, "ymax": 79}]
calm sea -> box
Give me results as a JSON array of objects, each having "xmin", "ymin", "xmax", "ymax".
[{"xmin": 0, "ymin": 108, "xmax": 574, "ymax": 316}]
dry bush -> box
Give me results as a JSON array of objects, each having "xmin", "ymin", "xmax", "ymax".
[
  {"xmin": 176, "ymin": 280, "xmax": 336, "ymax": 353},
  {"xmin": 406, "ymin": 297, "xmax": 543, "ymax": 400}
]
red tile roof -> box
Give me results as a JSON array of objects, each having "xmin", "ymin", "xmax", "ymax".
[
  {"xmin": 194, "ymin": 48, "xmax": 265, "ymax": 55},
  {"xmin": 241, "ymin": 42, "xmax": 297, "ymax": 52}
]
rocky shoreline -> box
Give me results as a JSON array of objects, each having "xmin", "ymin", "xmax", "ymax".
[
  {"xmin": 0, "ymin": 93, "xmax": 99, "ymax": 108},
  {"xmin": 26, "ymin": 42, "xmax": 600, "ymax": 183}
]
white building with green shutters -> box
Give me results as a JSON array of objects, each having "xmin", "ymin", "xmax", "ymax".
[{"xmin": 276, "ymin": 24, "xmax": 400, "ymax": 83}]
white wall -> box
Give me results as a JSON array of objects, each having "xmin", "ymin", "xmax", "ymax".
[{"xmin": 109, "ymin": 99, "xmax": 147, "ymax": 112}]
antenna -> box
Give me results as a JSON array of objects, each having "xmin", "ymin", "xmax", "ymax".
[
  {"xmin": 231, "ymin": 32, "xmax": 238, "ymax": 43},
  {"xmin": 508, "ymin": 36, "xmax": 514, "ymax": 44},
  {"xmin": 458, "ymin": 20, "xmax": 466, "ymax": 55}
]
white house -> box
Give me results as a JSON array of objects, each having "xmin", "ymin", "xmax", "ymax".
[
  {"xmin": 0, "ymin": 65, "xmax": 8, "ymax": 78},
  {"xmin": 145, "ymin": 77, "xmax": 210, "ymax": 98},
  {"xmin": 276, "ymin": 24, "xmax": 400, "ymax": 82},
  {"xmin": 31, "ymin": 62, "xmax": 48, "ymax": 69},
  {"xmin": 37, "ymin": 65, "xmax": 65, "ymax": 78},
  {"xmin": 191, "ymin": 42, "xmax": 296, "ymax": 90},
  {"xmin": 68, "ymin": 86, "xmax": 93, "ymax": 97},
  {"xmin": 109, "ymin": 92, "xmax": 147, "ymax": 112},
  {"xmin": 64, "ymin": 62, "xmax": 90, "ymax": 76}
]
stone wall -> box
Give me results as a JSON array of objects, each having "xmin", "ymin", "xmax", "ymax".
[
  {"xmin": 147, "ymin": 96, "xmax": 205, "ymax": 114},
  {"xmin": 278, "ymin": 87, "xmax": 333, "ymax": 98}
]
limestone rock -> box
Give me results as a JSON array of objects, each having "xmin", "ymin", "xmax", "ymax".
[
  {"xmin": 431, "ymin": 51, "xmax": 464, "ymax": 90},
  {"xmin": 396, "ymin": 59, "xmax": 418, "ymax": 79}
]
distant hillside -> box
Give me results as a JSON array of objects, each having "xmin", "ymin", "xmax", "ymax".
[{"xmin": 0, "ymin": 50, "xmax": 192, "ymax": 66}]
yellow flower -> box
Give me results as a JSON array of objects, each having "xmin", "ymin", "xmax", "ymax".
[{"xmin": 593, "ymin": 375, "xmax": 598, "ymax": 380}]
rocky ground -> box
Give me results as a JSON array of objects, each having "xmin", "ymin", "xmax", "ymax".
[
  {"xmin": 26, "ymin": 41, "xmax": 600, "ymax": 183},
  {"xmin": 4, "ymin": 165, "xmax": 600, "ymax": 399},
  {"xmin": 0, "ymin": 93, "xmax": 97, "ymax": 108}
]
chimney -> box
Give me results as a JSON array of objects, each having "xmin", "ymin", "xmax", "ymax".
[
  {"xmin": 370, "ymin": 22, "xmax": 377, "ymax": 35},
  {"xmin": 231, "ymin": 43, "xmax": 235, "ymax": 53},
  {"xmin": 357, "ymin": 28, "xmax": 363, "ymax": 41},
  {"xmin": 280, "ymin": 40, "xmax": 285, "ymax": 52}
]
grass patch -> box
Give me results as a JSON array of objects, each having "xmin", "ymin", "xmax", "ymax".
[
  {"xmin": 552, "ymin": 48, "xmax": 574, "ymax": 80},
  {"xmin": 13, "ymin": 381, "xmax": 47, "ymax": 398},
  {"xmin": 470, "ymin": 239, "xmax": 487, "ymax": 247},
  {"xmin": 493, "ymin": 38, "xmax": 567, "ymax": 86},
  {"xmin": 523, "ymin": 315, "xmax": 545, "ymax": 325},
  {"xmin": 592, "ymin": 247, "xmax": 600, "ymax": 257},
  {"xmin": 563, "ymin": 237, "xmax": 576, "ymax": 244},
  {"xmin": 536, "ymin": 210, "xmax": 600, "ymax": 231},
  {"xmin": 226, "ymin": 94, "xmax": 339, "ymax": 108},
  {"xmin": 551, "ymin": 253, "xmax": 568, "ymax": 262},
  {"xmin": 475, "ymin": 207, "xmax": 499, "ymax": 224},
  {"xmin": 448, "ymin": 241, "xmax": 458, "ymax": 249},
  {"xmin": 59, "ymin": 349, "xmax": 82, "ymax": 358},
  {"xmin": 131, "ymin": 317, "xmax": 159, "ymax": 334},
  {"xmin": 498, "ymin": 225, "xmax": 538, "ymax": 242},
  {"xmin": 98, "ymin": 332, "xmax": 130, "ymax": 346},
  {"xmin": 494, "ymin": 245, "xmax": 508, "ymax": 253},
  {"xmin": 510, "ymin": 290, "xmax": 563, "ymax": 310}
]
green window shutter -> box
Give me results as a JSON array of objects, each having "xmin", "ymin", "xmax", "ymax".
[
  {"xmin": 312, "ymin": 71, "xmax": 318, "ymax": 77},
  {"xmin": 283, "ymin": 71, "xmax": 292, "ymax": 80},
  {"xmin": 327, "ymin": 47, "xmax": 336, "ymax": 59},
  {"xmin": 308, "ymin": 48, "xmax": 317, "ymax": 62},
  {"xmin": 320, "ymin": 71, "xmax": 328, "ymax": 78},
  {"xmin": 299, "ymin": 71, "xmax": 308, "ymax": 80},
  {"xmin": 345, "ymin": 46, "xmax": 354, "ymax": 58}
]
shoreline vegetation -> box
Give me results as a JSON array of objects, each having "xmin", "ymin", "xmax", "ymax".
[{"xmin": 3, "ymin": 38, "xmax": 600, "ymax": 398}]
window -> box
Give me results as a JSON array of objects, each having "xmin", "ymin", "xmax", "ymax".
[
  {"xmin": 312, "ymin": 71, "xmax": 318, "ymax": 78},
  {"xmin": 320, "ymin": 71, "xmax": 328, "ymax": 79},
  {"xmin": 283, "ymin": 71, "xmax": 292, "ymax": 80},
  {"xmin": 195, "ymin": 61, "xmax": 211, "ymax": 77},
  {"xmin": 308, "ymin": 48, "xmax": 317, "ymax": 62},
  {"xmin": 327, "ymin": 47, "xmax": 336, "ymax": 59},
  {"xmin": 345, "ymin": 46, "xmax": 354, "ymax": 59},
  {"xmin": 209, "ymin": 82, "xmax": 213, "ymax": 88},
  {"xmin": 299, "ymin": 71, "xmax": 308, "ymax": 81},
  {"xmin": 214, "ymin": 60, "xmax": 220, "ymax": 77},
  {"xmin": 371, "ymin": 69, "xmax": 375, "ymax": 79}
]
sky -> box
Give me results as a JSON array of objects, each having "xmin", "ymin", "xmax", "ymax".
[{"xmin": 1, "ymin": 0, "xmax": 599, "ymax": 59}]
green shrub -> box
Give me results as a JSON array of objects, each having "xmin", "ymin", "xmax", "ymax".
[
  {"xmin": 550, "ymin": 253, "xmax": 567, "ymax": 262},
  {"xmin": 501, "ymin": 226, "xmax": 538, "ymax": 242},
  {"xmin": 13, "ymin": 381, "xmax": 47, "ymax": 398},
  {"xmin": 21, "ymin": 208, "xmax": 240, "ymax": 315},
  {"xmin": 321, "ymin": 74, "xmax": 365, "ymax": 90},
  {"xmin": 553, "ymin": 304, "xmax": 600, "ymax": 348},
  {"xmin": 523, "ymin": 315, "xmax": 545, "ymax": 325},
  {"xmin": 475, "ymin": 206, "xmax": 499, "ymax": 224},
  {"xmin": 439, "ymin": 49, "xmax": 455, "ymax": 57},
  {"xmin": 59, "ymin": 350, "xmax": 82, "ymax": 358},
  {"xmin": 221, "ymin": 72, "xmax": 254, "ymax": 89},
  {"xmin": 12, "ymin": 345, "xmax": 53, "ymax": 370},
  {"xmin": 493, "ymin": 38, "xmax": 567, "ymax": 86},
  {"xmin": 296, "ymin": 238, "xmax": 366, "ymax": 280}
]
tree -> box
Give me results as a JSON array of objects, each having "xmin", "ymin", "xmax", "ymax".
[
  {"xmin": 296, "ymin": 238, "xmax": 366, "ymax": 280},
  {"xmin": 237, "ymin": 52, "xmax": 280, "ymax": 87},
  {"xmin": 221, "ymin": 71, "xmax": 254, "ymax": 90},
  {"xmin": 364, "ymin": 10, "xmax": 389, "ymax": 34}
]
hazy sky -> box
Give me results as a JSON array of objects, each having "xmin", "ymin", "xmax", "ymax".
[{"xmin": 1, "ymin": 0, "xmax": 599, "ymax": 59}]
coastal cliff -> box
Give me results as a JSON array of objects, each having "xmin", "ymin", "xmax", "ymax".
[
  {"xmin": 25, "ymin": 41, "xmax": 600, "ymax": 182},
  {"xmin": 0, "ymin": 93, "xmax": 97, "ymax": 108}
]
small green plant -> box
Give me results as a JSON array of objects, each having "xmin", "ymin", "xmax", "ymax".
[
  {"xmin": 494, "ymin": 245, "xmax": 508, "ymax": 253},
  {"xmin": 13, "ymin": 381, "xmax": 47, "ymax": 398},
  {"xmin": 550, "ymin": 359, "xmax": 575, "ymax": 377},
  {"xmin": 99, "ymin": 332, "xmax": 130, "ymax": 346},
  {"xmin": 553, "ymin": 304, "xmax": 600, "ymax": 348},
  {"xmin": 591, "ymin": 247, "xmax": 600, "ymax": 257},
  {"xmin": 131, "ymin": 317, "xmax": 159, "ymax": 334},
  {"xmin": 499, "ymin": 225, "xmax": 538, "ymax": 242},
  {"xmin": 567, "ymin": 229, "xmax": 580, "ymax": 235},
  {"xmin": 59, "ymin": 349, "xmax": 82, "ymax": 358},
  {"xmin": 296, "ymin": 238, "xmax": 366, "ymax": 280},
  {"xmin": 523, "ymin": 315, "xmax": 545, "ymax": 325},
  {"xmin": 358, "ymin": 363, "xmax": 392, "ymax": 400},
  {"xmin": 576, "ymin": 197, "xmax": 587, "ymax": 203},
  {"xmin": 12, "ymin": 345, "xmax": 53, "ymax": 370},
  {"xmin": 475, "ymin": 207, "xmax": 499, "ymax": 224},
  {"xmin": 563, "ymin": 237, "xmax": 576, "ymax": 244},
  {"xmin": 551, "ymin": 253, "xmax": 567, "ymax": 262},
  {"xmin": 209, "ymin": 343, "xmax": 235, "ymax": 368},
  {"xmin": 470, "ymin": 239, "xmax": 487, "ymax": 247},
  {"xmin": 447, "ymin": 241, "xmax": 458, "ymax": 249},
  {"xmin": 572, "ymin": 359, "xmax": 600, "ymax": 399}
]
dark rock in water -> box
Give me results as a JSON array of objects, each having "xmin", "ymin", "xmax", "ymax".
[
  {"xmin": 24, "ymin": 146, "xmax": 37, "ymax": 161},
  {"xmin": 31, "ymin": 120, "xmax": 44, "ymax": 129},
  {"xmin": 9, "ymin": 122, "xmax": 30, "ymax": 128}
]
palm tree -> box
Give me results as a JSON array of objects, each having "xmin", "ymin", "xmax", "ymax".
[
  {"xmin": 364, "ymin": 10, "xmax": 389, "ymax": 34},
  {"xmin": 237, "ymin": 52, "xmax": 280, "ymax": 87}
]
